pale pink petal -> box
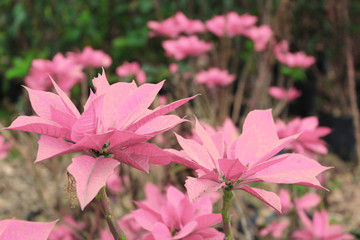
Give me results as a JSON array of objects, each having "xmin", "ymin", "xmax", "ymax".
[
  {"xmin": 218, "ymin": 158, "xmax": 247, "ymax": 182},
  {"xmin": 295, "ymin": 193, "xmax": 320, "ymax": 211},
  {"xmin": 173, "ymin": 221, "xmax": 198, "ymax": 239},
  {"xmin": 313, "ymin": 210, "xmax": 328, "ymax": 238},
  {"xmin": 194, "ymin": 214, "xmax": 222, "ymax": 230},
  {"xmin": 112, "ymin": 148, "xmax": 149, "ymax": 172},
  {"xmin": 151, "ymin": 223, "xmax": 172, "ymax": 240},
  {"xmin": 185, "ymin": 177, "xmax": 224, "ymax": 202},
  {"xmin": 133, "ymin": 209, "xmax": 162, "ymax": 231},
  {"xmin": 167, "ymin": 186, "xmax": 185, "ymax": 207},
  {"xmin": 185, "ymin": 228, "xmax": 224, "ymax": 240},
  {"xmin": 7, "ymin": 116, "xmax": 71, "ymax": 140},
  {"xmin": 107, "ymin": 129, "xmax": 150, "ymax": 151},
  {"xmin": 0, "ymin": 219, "xmax": 57, "ymax": 240},
  {"xmin": 67, "ymin": 155, "xmax": 120, "ymax": 210},
  {"xmin": 135, "ymin": 115, "xmax": 187, "ymax": 136},
  {"xmin": 242, "ymin": 109, "xmax": 278, "ymax": 142},
  {"xmin": 237, "ymin": 185, "xmax": 282, "ymax": 213},
  {"xmin": 268, "ymin": 87, "xmax": 287, "ymax": 100},
  {"xmin": 35, "ymin": 135, "xmax": 74, "ymax": 162},
  {"xmin": 51, "ymin": 78, "xmax": 80, "ymax": 118}
]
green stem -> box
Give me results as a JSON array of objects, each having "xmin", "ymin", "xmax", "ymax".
[
  {"xmin": 222, "ymin": 187, "xmax": 233, "ymax": 240},
  {"xmin": 97, "ymin": 187, "xmax": 126, "ymax": 240}
]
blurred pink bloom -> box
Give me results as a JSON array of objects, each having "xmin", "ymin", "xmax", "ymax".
[
  {"xmin": 0, "ymin": 219, "xmax": 57, "ymax": 240},
  {"xmin": 7, "ymin": 70, "xmax": 195, "ymax": 209},
  {"xmin": 0, "ymin": 135, "xmax": 12, "ymax": 160},
  {"xmin": 243, "ymin": 25, "xmax": 273, "ymax": 51},
  {"xmin": 292, "ymin": 210, "xmax": 355, "ymax": 240},
  {"xmin": 279, "ymin": 188, "xmax": 320, "ymax": 214},
  {"xmin": 25, "ymin": 53, "xmax": 85, "ymax": 94},
  {"xmin": 274, "ymin": 40, "xmax": 316, "ymax": 68},
  {"xmin": 162, "ymin": 36, "xmax": 212, "ymax": 60},
  {"xmin": 169, "ymin": 63, "xmax": 179, "ymax": 74},
  {"xmin": 170, "ymin": 110, "xmax": 330, "ymax": 213},
  {"xmin": 148, "ymin": 12, "xmax": 205, "ymax": 38},
  {"xmin": 268, "ymin": 86, "xmax": 302, "ymax": 102},
  {"xmin": 106, "ymin": 167, "xmax": 127, "ymax": 193},
  {"xmin": 67, "ymin": 46, "xmax": 112, "ymax": 68},
  {"xmin": 205, "ymin": 12, "xmax": 257, "ymax": 38},
  {"xmin": 195, "ymin": 68, "xmax": 235, "ymax": 89},
  {"xmin": 48, "ymin": 216, "xmax": 84, "ymax": 240},
  {"xmin": 129, "ymin": 183, "xmax": 224, "ymax": 240},
  {"xmin": 277, "ymin": 117, "xmax": 331, "ymax": 158},
  {"xmin": 116, "ymin": 61, "xmax": 147, "ymax": 85},
  {"xmin": 260, "ymin": 219, "xmax": 289, "ymax": 239}
]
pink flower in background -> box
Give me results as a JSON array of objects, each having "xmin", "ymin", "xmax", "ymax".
[
  {"xmin": 260, "ymin": 219, "xmax": 289, "ymax": 239},
  {"xmin": 25, "ymin": 53, "xmax": 85, "ymax": 94},
  {"xmin": 148, "ymin": 12, "xmax": 205, "ymax": 38},
  {"xmin": 274, "ymin": 40, "xmax": 316, "ymax": 68},
  {"xmin": 195, "ymin": 68, "xmax": 235, "ymax": 89},
  {"xmin": 279, "ymin": 188, "xmax": 320, "ymax": 214},
  {"xmin": 292, "ymin": 210, "xmax": 355, "ymax": 240},
  {"xmin": 162, "ymin": 36, "xmax": 212, "ymax": 60},
  {"xmin": 106, "ymin": 167, "xmax": 127, "ymax": 193},
  {"xmin": 169, "ymin": 63, "xmax": 179, "ymax": 74},
  {"xmin": 7, "ymin": 70, "xmax": 196, "ymax": 210},
  {"xmin": 116, "ymin": 61, "xmax": 147, "ymax": 84},
  {"xmin": 205, "ymin": 12, "xmax": 257, "ymax": 38},
  {"xmin": 243, "ymin": 25, "xmax": 273, "ymax": 51},
  {"xmin": 170, "ymin": 110, "xmax": 330, "ymax": 213},
  {"xmin": 0, "ymin": 219, "xmax": 57, "ymax": 240},
  {"xmin": 268, "ymin": 86, "xmax": 302, "ymax": 102},
  {"xmin": 0, "ymin": 135, "xmax": 12, "ymax": 160},
  {"xmin": 128, "ymin": 183, "xmax": 224, "ymax": 240},
  {"xmin": 48, "ymin": 216, "xmax": 84, "ymax": 240},
  {"xmin": 276, "ymin": 117, "xmax": 331, "ymax": 158},
  {"xmin": 67, "ymin": 46, "xmax": 112, "ymax": 68}
]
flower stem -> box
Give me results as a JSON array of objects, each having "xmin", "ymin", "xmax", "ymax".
[
  {"xmin": 97, "ymin": 187, "xmax": 126, "ymax": 240},
  {"xmin": 222, "ymin": 187, "xmax": 233, "ymax": 240}
]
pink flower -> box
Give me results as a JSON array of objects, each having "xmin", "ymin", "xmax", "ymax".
[
  {"xmin": 116, "ymin": 61, "xmax": 147, "ymax": 85},
  {"xmin": 260, "ymin": 219, "xmax": 289, "ymax": 239},
  {"xmin": 274, "ymin": 40, "xmax": 316, "ymax": 68},
  {"xmin": 243, "ymin": 25, "xmax": 273, "ymax": 51},
  {"xmin": 128, "ymin": 183, "xmax": 224, "ymax": 240},
  {"xmin": 106, "ymin": 167, "xmax": 127, "ymax": 193},
  {"xmin": 268, "ymin": 86, "xmax": 302, "ymax": 102},
  {"xmin": 0, "ymin": 135, "xmax": 12, "ymax": 160},
  {"xmin": 0, "ymin": 219, "xmax": 57, "ymax": 240},
  {"xmin": 279, "ymin": 188, "xmax": 320, "ymax": 214},
  {"xmin": 195, "ymin": 68, "xmax": 235, "ymax": 89},
  {"xmin": 25, "ymin": 53, "xmax": 85, "ymax": 94},
  {"xmin": 7, "ymin": 70, "xmax": 196, "ymax": 209},
  {"xmin": 148, "ymin": 12, "xmax": 205, "ymax": 38},
  {"xmin": 67, "ymin": 46, "xmax": 112, "ymax": 68},
  {"xmin": 169, "ymin": 63, "xmax": 179, "ymax": 74},
  {"xmin": 48, "ymin": 216, "xmax": 84, "ymax": 240},
  {"xmin": 170, "ymin": 110, "xmax": 330, "ymax": 213},
  {"xmin": 162, "ymin": 36, "xmax": 212, "ymax": 60},
  {"xmin": 205, "ymin": 12, "xmax": 257, "ymax": 38},
  {"xmin": 276, "ymin": 117, "xmax": 331, "ymax": 158},
  {"xmin": 292, "ymin": 210, "xmax": 355, "ymax": 240}
]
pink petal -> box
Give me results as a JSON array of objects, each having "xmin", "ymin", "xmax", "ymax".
[
  {"xmin": 71, "ymin": 131, "xmax": 114, "ymax": 152},
  {"xmin": 185, "ymin": 228, "xmax": 224, "ymax": 240},
  {"xmin": 295, "ymin": 193, "xmax": 320, "ymax": 211},
  {"xmin": 185, "ymin": 177, "xmax": 224, "ymax": 202},
  {"xmin": 237, "ymin": 185, "xmax": 282, "ymax": 213},
  {"xmin": 126, "ymin": 95, "xmax": 198, "ymax": 132},
  {"xmin": 167, "ymin": 186, "xmax": 185, "ymax": 207},
  {"xmin": 218, "ymin": 158, "xmax": 247, "ymax": 182},
  {"xmin": 151, "ymin": 223, "xmax": 172, "ymax": 240},
  {"xmin": 112, "ymin": 149, "xmax": 149, "ymax": 172},
  {"xmin": 7, "ymin": 116, "xmax": 71, "ymax": 140},
  {"xmin": 51, "ymin": 78, "xmax": 80, "ymax": 118},
  {"xmin": 92, "ymin": 69, "xmax": 110, "ymax": 95},
  {"xmin": 173, "ymin": 221, "xmax": 198, "ymax": 239},
  {"xmin": 0, "ymin": 219, "xmax": 57, "ymax": 240},
  {"xmin": 313, "ymin": 210, "xmax": 328, "ymax": 238},
  {"xmin": 195, "ymin": 213, "xmax": 222, "ymax": 230},
  {"xmin": 107, "ymin": 129, "xmax": 150, "ymax": 151},
  {"xmin": 67, "ymin": 155, "xmax": 120, "ymax": 210},
  {"xmin": 242, "ymin": 109, "xmax": 278, "ymax": 142},
  {"xmin": 50, "ymin": 105, "xmax": 77, "ymax": 129},
  {"xmin": 133, "ymin": 209, "xmax": 162, "ymax": 232},
  {"xmin": 35, "ymin": 135, "xmax": 74, "ymax": 162},
  {"xmin": 250, "ymin": 154, "xmax": 331, "ymax": 189},
  {"xmin": 194, "ymin": 118, "xmax": 221, "ymax": 162},
  {"xmin": 135, "ymin": 115, "xmax": 187, "ymax": 136}
]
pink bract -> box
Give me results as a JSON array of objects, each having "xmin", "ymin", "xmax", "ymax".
[
  {"xmin": 0, "ymin": 135, "xmax": 12, "ymax": 160},
  {"xmin": 148, "ymin": 12, "xmax": 205, "ymax": 38},
  {"xmin": 195, "ymin": 68, "xmax": 236, "ymax": 89},
  {"xmin": 25, "ymin": 53, "xmax": 85, "ymax": 94},
  {"xmin": 67, "ymin": 46, "xmax": 112, "ymax": 68},
  {"xmin": 292, "ymin": 210, "xmax": 354, "ymax": 240},
  {"xmin": 279, "ymin": 188, "xmax": 320, "ymax": 214},
  {"xmin": 125, "ymin": 183, "xmax": 224, "ymax": 240},
  {"xmin": 274, "ymin": 40, "xmax": 316, "ymax": 68},
  {"xmin": 0, "ymin": 219, "xmax": 57, "ymax": 240},
  {"xmin": 276, "ymin": 116, "xmax": 331, "ymax": 159},
  {"xmin": 48, "ymin": 216, "xmax": 84, "ymax": 240},
  {"xmin": 162, "ymin": 36, "xmax": 212, "ymax": 60},
  {"xmin": 268, "ymin": 86, "xmax": 302, "ymax": 102},
  {"xmin": 7, "ymin": 70, "xmax": 196, "ymax": 209},
  {"xmin": 243, "ymin": 25, "xmax": 273, "ymax": 51},
  {"xmin": 205, "ymin": 12, "xmax": 257, "ymax": 38},
  {"xmin": 116, "ymin": 61, "xmax": 147, "ymax": 85},
  {"xmin": 170, "ymin": 109, "xmax": 330, "ymax": 213},
  {"xmin": 260, "ymin": 219, "xmax": 289, "ymax": 239}
]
